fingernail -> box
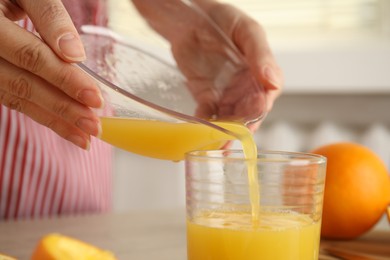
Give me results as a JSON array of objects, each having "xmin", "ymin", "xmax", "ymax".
[
  {"xmin": 78, "ymin": 89, "xmax": 104, "ymax": 108},
  {"xmin": 67, "ymin": 135, "xmax": 90, "ymax": 150},
  {"xmin": 58, "ymin": 33, "xmax": 86, "ymax": 62},
  {"xmin": 77, "ymin": 118, "xmax": 102, "ymax": 137},
  {"xmin": 263, "ymin": 66, "xmax": 280, "ymax": 90}
]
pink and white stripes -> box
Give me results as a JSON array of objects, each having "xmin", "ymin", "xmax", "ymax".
[
  {"xmin": 0, "ymin": 97, "xmax": 113, "ymax": 221},
  {"xmin": 0, "ymin": 3, "xmax": 113, "ymax": 221}
]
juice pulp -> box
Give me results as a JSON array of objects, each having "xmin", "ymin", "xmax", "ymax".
[{"xmin": 187, "ymin": 211, "xmax": 321, "ymax": 260}]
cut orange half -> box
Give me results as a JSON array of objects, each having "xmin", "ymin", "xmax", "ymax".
[
  {"xmin": 0, "ymin": 253, "xmax": 17, "ymax": 260},
  {"xmin": 31, "ymin": 233, "xmax": 116, "ymax": 260}
]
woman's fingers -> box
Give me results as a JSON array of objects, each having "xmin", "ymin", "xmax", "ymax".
[
  {"xmin": 0, "ymin": 57, "xmax": 100, "ymax": 148},
  {"xmin": 205, "ymin": 3, "xmax": 283, "ymax": 111},
  {"xmin": 0, "ymin": 0, "xmax": 25, "ymax": 20},
  {"xmin": 16, "ymin": 0, "xmax": 85, "ymax": 62},
  {"xmin": 0, "ymin": 0, "xmax": 104, "ymax": 148},
  {"xmin": 0, "ymin": 90, "xmax": 91, "ymax": 149},
  {"xmin": 232, "ymin": 14, "xmax": 284, "ymax": 96},
  {"xmin": 0, "ymin": 18, "xmax": 103, "ymax": 109}
]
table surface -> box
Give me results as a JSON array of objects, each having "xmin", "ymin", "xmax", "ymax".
[{"xmin": 0, "ymin": 209, "xmax": 389, "ymax": 260}]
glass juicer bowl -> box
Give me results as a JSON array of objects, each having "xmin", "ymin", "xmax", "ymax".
[{"xmin": 77, "ymin": 0, "xmax": 267, "ymax": 160}]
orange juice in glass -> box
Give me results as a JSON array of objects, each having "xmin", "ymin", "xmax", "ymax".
[{"xmin": 185, "ymin": 150, "xmax": 326, "ymax": 260}]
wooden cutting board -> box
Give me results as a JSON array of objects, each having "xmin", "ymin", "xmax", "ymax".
[{"xmin": 320, "ymin": 230, "xmax": 390, "ymax": 259}]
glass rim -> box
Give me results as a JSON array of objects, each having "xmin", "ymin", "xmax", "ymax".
[{"xmin": 185, "ymin": 149, "xmax": 327, "ymax": 165}]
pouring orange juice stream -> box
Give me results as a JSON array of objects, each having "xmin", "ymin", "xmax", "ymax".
[{"xmin": 100, "ymin": 117, "xmax": 260, "ymax": 224}]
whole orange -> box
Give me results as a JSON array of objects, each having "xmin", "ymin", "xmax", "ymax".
[{"xmin": 311, "ymin": 142, "xmax": 390, "ymax": 239}]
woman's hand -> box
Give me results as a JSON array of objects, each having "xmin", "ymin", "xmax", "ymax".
[
  {"xmin": 0, "ymin": 0, "xmax": 103, "ymax": 149},
  {"xmin": 195, "ymin": 0, "xmax": 283, "ymax": 131},
  {"xmin": 132, "ymin": 0, "xmax": 283, "ymax": 132}
]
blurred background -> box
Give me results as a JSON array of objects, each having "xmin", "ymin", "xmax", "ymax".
[{"xmin": 107, "ymin": 0, "xmax": 390, "ymax": 213}]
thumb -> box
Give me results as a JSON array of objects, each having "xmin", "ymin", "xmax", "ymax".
[{"xmin": 18, "ymin": 0, "xmax": 86, "ymax": 62}]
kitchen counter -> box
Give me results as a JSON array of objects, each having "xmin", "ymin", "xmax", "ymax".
[
  {"xmin": 0, "ymin": 209, "xmax": 187, "ymax": 260},
  {"xmin": 0, "ymin": 209, "xmax": 388, "ymax": 260}
]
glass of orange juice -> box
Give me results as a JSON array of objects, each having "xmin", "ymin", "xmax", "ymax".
[{"xmin": 185, "ymin": 150, "xmax": 327, "ymax": 260}]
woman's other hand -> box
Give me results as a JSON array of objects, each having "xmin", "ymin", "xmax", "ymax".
[
  {"xmin": 133, "ymin": 0, "xmax": 283, "ymax": 132},
  {"xmin": 196, "ymin": 0, "xmax": 283, "ymax": 131}
]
